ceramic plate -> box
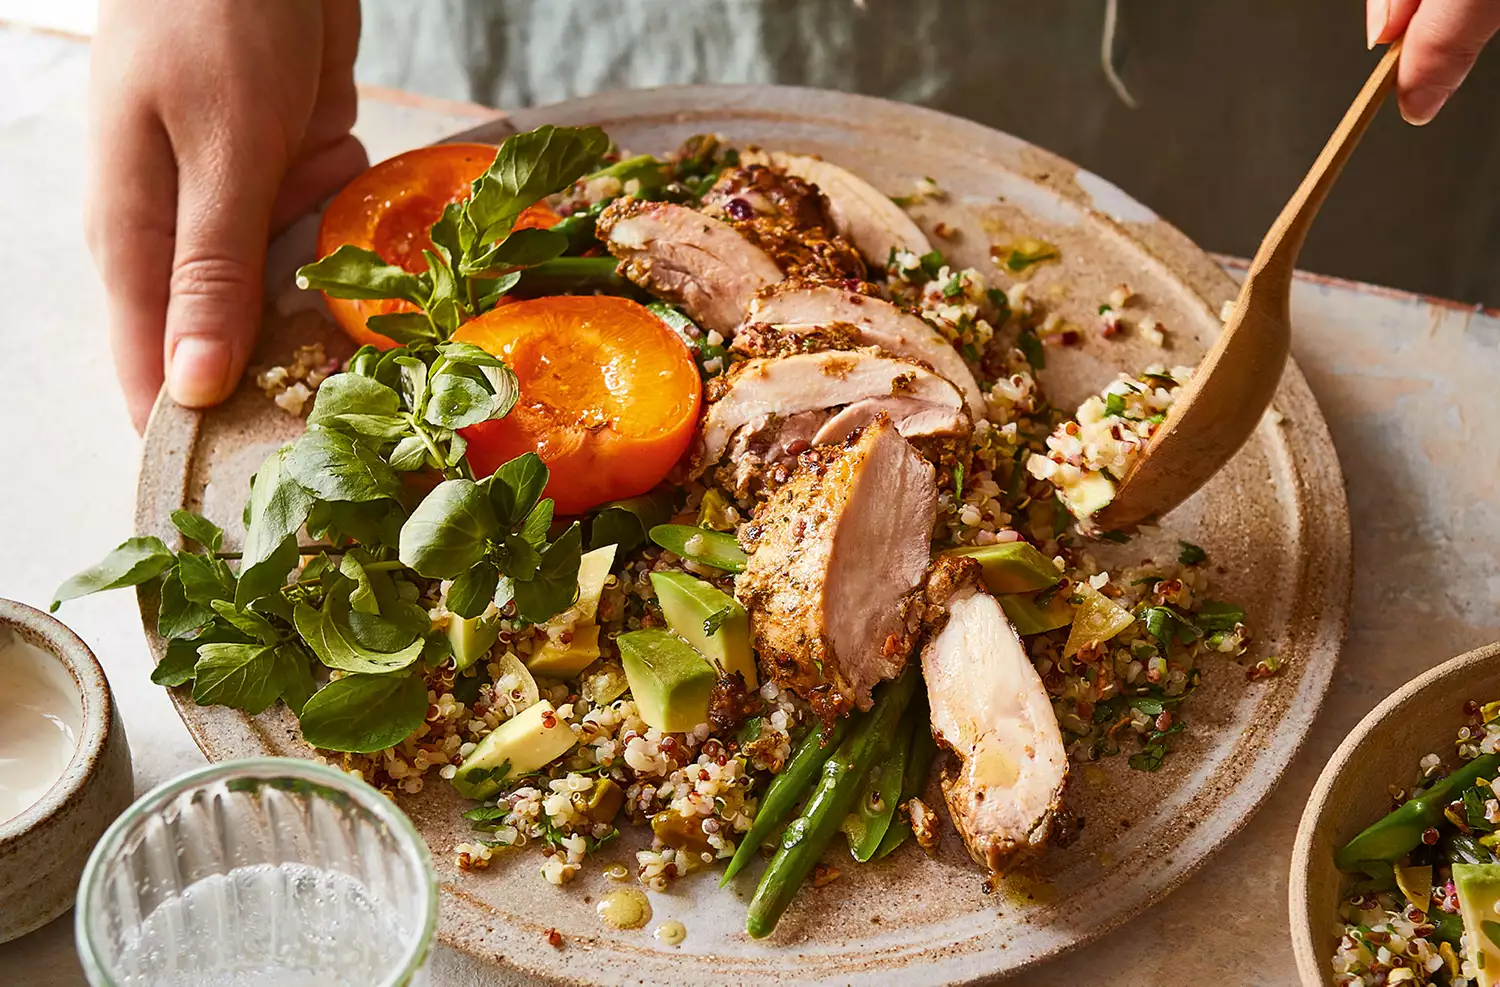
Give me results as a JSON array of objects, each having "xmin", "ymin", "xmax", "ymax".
[{"xmin": 135, "ymin": 86, "xmax": 1351, "ymax": 985}]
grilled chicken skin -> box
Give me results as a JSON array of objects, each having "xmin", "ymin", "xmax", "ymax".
[
  {"xmin": 736, "ymin": 416, "xmax": 938, "ymax": 720},
  {"xmin": 919, "ymin": 556, "xmax": 1069, "ymax": 875},
  {"xmin": 699, "ymin": 165, "xmax": 866, "ymax": 285},
  {"xmin": 741, "ymin": 149, "xmax": 933, "ymax": 266},
  {"xmin": 596, "ymin": 198, "xmax": 783, "ymax": 335}
]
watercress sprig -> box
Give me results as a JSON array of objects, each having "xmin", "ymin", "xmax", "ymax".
[{"xmin": 294, "ymin": 125, "xmax": 611, "ymax": 344}]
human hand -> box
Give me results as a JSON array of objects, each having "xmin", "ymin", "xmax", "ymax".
[
  {"xmin": 87, "ymin": 0, "xmax": 367, "ymax": 431},
  {"xmin": 1368, "ymin": 0, "xmax": 1500, "ymax": 124}
]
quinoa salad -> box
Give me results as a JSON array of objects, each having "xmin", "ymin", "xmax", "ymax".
[
  {"xmin": 57, "ymin": 126, "xmax": 1268, "ymax": 939},
  {"xmin": 1331, "ymin": 703, "xmax": 1500, "ymax": 987}
]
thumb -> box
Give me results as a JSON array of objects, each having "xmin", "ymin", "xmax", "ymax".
[
  {"xmin": 1397, "ymin": 0, "xmax": 1500, "ymax": 125},
  {"xmin": 164, "ymin": 146, "xmax": 283, "ymax": 408}
]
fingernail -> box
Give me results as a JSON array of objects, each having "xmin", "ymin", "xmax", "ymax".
[
  {"xmin": 167, "ymin": 336, "xmax": 232, "ymax": 406},
  {"xmin": 1400, "ymin": 87, "xmax": 1445, "ymax": 126},
  {"xmin": 1366, "ymin": 0, "xmax": 1387, "ymax": 48}
]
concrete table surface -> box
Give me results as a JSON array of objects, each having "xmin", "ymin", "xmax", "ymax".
[{"xmin": 2, "ymin": 23, "xmax": 1497, "ymax": 987}]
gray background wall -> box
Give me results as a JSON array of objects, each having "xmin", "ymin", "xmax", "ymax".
[{"xmin": 356, "ymin": 0, "xmax": 1500, "ymax": 306}]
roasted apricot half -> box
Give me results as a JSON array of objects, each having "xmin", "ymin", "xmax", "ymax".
[
  {"xmin": 315, "ymin": 143, "xmax": 559, "ymax": 349},
  {"xmin": 453, "ymin": 296, "xmax": 703, "ymax": 514}
]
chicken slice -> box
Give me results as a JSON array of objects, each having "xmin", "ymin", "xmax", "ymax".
[
  {"xmin": 743, "ymin": 150, "xmax": 933, "ymax": 266},
  {"xmin": 699, "ymin": 165, "xmax": 867, "ymax": 285},
  {"xmin": 721, "ymin": 410, "xmax": 832, "ymax": 498},
  {"xmin": 596, "ymin": 198, "xmax": 783, "ymax": 335},
  {"xmin": 745, "ymin": 283, "xmax": 985, "ymax": 416},
  {"xmin": 692, "ymin": 350, "xmax": 968, "ymax": 478},
  {"xmin": 920, "ymin": 556, "xmax": 1069, "ymax": 875},
  {"xmin": 737, "ymin": 416, "xmax": 938, "ymax": 718}
]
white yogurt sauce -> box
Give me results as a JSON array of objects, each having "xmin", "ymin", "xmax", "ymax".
[{"xmin": 0, "ymin": 629, "xmax": 82, "ymax": 823}]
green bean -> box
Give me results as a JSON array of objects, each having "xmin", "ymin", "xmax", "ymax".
[
  {"xmin": 746, "ymin": 666, "xmax": 920, "ymax": 939},
  {"xmin": 1336, "ymin": 754, "xmax": 1500, "ymax": 871},
  {"xmin": 843, "ymin": 713, "xmax": 913, "ymax": 861},
  {"xmin": 720, "ymin": 718, "xmax": 851, "ymax": 885},
  {"xmin": 876, "ymin": 700, "xmax": 938, "ymax": 859},
  {"xmin": 648, "ymin": 524, "xmax": 747, "ymax": 572}
]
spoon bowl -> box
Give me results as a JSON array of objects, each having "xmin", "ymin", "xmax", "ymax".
[{"xmin": 1096, "ymin": 40, "xmax": 1403, "ymax": 530}]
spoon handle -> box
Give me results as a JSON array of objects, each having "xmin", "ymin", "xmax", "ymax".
[{"xmin": 1249, "ymin": 39, "xmax": 1403, "ymax": 283}]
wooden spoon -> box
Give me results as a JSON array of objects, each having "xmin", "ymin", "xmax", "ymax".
[{"xmin": 1093, "ymin": 40, "xmax": 1403, "ymax": 531}]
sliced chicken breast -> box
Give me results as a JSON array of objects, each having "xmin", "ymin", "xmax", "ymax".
[
  {"xmin": 920, "ymin": 556, "xmax": 1069, "ymax": 874},
  {"xmin": 693, "ymin": 350, "xmax": 968, "ymax": 477},
  {"xmin": 699, "ymin": 165, "xmax": 866, "ymax": 285},
  {"xmin": 745, "ymin": 283, "xmax": 985, "ymax": 416},
  {"xmin": 596, "ymin": 198, "xmax": 783, "ymax": 335},
  {"xmin": 737, "ymin": 416, "xmax": 938, "ymax": 719},
  {"xmin": 743, "ymin": 150, "xmax": 933, "ymax": 266}
]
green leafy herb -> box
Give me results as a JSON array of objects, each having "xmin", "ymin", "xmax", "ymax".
[
  {"xmin": 1141, "ymin": 605, "xmax": 1201, "ymax": 648},
  {"xmin": 297, "ymin": 673, "xmax": 431, "ymax": 753},
  {"xmin": 1193, "ymin": 601, "xmax": 1245, "ymax": 632},
  {"xmin": 170, "ymin": 511, "xmax": 224, "ymax": 552},
  {"xmin": 1103, "ymin": 392, "xmax": 1127, "ymax": 418},
  {"xmin": 293, "ymin": 586, "xmax": 425, "ymax": 675},
  {"xmin": 191, "ymin": 642, "xmax": 282, "ymax": 715},
  {"xmin": 447, "ymin": 561, "xmax": 501, "ymax": 619},
  {"xmin": 703, "ymin": 605, "xmax": 734, "ymax": 638},
  {"xmin": 399, "ymin": 479, "xmax": 498, "ymax": 578},
  {"xmin": 1178, "ymin": 540, "xmax": 1207, "ymax": 566},
  {"xmin": 287, "ymin": 428, "xmax": 404, "ymax": 504},
  {"xmin": 1016, "ymin": 327, "xmax": 1045, "ymax": 369},
  {"xmin": 917, "ymin": 249, "xmax": 947, "ymax": 279},
  {"xmin": 295, "ymin": 126, "xmax": 607, "ymax": 340},
  {"xmin": 1128, "ymin": 723, "xmax": 1185, "ymax": 772},
  {"xmin": 51, "ymin": 536, "xmax": 176, "ymax": 611},
  {"xmin": 1005, "ymin": 243, "xmax": 1059, "ymax": 272},
  {"xmin": 589, "ymin": 493, "xmax": 672, "ymax": 553},
  {"xmin": 512, "ymin": 523, "xmax": 583, "ymax": 623}
]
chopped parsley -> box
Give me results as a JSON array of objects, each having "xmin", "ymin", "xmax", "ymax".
[{"xmin": 1177, "ymin": 541, "xmax": 1207, "ymax": 566}]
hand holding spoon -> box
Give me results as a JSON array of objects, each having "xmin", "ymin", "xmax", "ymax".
[{"xmin": 1093, "ymin": 40, "xmax": 1404, "ymax": 531}]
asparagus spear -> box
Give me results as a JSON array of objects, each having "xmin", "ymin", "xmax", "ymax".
[
  {"xmin": 876, "ymin": 700, "xmax": 938, "ymax": 859},
  {"xmin": 842, "ymin": 712, "xmax": 914, "ymax": 861},
  {"xmin": 746, "ymin": 666, "xmax": 920, "ymax": 939},
  {"xmin": 721, "ymin": 717, "xmax": 852, "ymax": 885},
  {"xmin": 1336, "ymin": 754, "xmax": 1500, "ymax": 870}
]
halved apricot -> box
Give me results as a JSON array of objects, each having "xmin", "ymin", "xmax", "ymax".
[
  {"xmin": 316, "ymin": 143, "xmax": 560, "ymax": 349},
  {"xmin": 453, "ymin": 297, "xmax": 703, "ymax": 515}
]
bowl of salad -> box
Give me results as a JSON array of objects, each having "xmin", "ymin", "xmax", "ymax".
[{"xmin": 1293, "ymin": 642, "xmax": 1500, "ymax": 986}]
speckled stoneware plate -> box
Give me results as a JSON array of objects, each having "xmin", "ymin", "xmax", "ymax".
[
  {"xmin": 135, "ymin": 86, "xmax": 1351, "ymax": 985},
  {"xmin": 1290, "ymin": 643, "xmax": 1500, "ymax": 986}
]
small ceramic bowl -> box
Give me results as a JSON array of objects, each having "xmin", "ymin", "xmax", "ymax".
[
  {"xmin": 1291, "ymin": 641, "xmax": 1500, "ymax": 985},
  {"xmin": 0, "ymin": 599, "xmax": 133, "ymax": 943}
]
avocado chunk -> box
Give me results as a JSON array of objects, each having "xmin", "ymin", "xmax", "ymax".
[
  {"xmin": 527, "ymin": 624, "xmax": 603, "ymax": 679},
  {"xmin": 617, "ymin": 628, "xmax": 717, "ymax": 733},
  {"xmin": 451, "ymin": 700, "xmax": 577, "ymax": 800},
  {"xmin": 650, "ymin": 571, "xmax": 757, "ymax": 687},
  {"xmin": 1453, "ymin": 863, "xmax": 1500, "ymax": 984},
  {"xmin": 941, "ymin": 542, "xmax": 1061, "ymax": 594},
  {"xmin": 447, "ymin": 614, "xmax": 502, "ymax": 672},
  {"xmin": 997, "ymin": 591, "xmax": 1073, "ymax": 636},
  {"xmin": 526, "ymin": 545, "xmax": 615, "ymax": 678},
  {"xmin": 1058, "ymin": 471, "xmax": 1115, "ymax": 519}
]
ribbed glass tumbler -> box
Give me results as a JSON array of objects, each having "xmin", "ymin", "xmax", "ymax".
[{"xmin": 76, "ymin": 758, "xmax": 436, "ymax": 987}]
